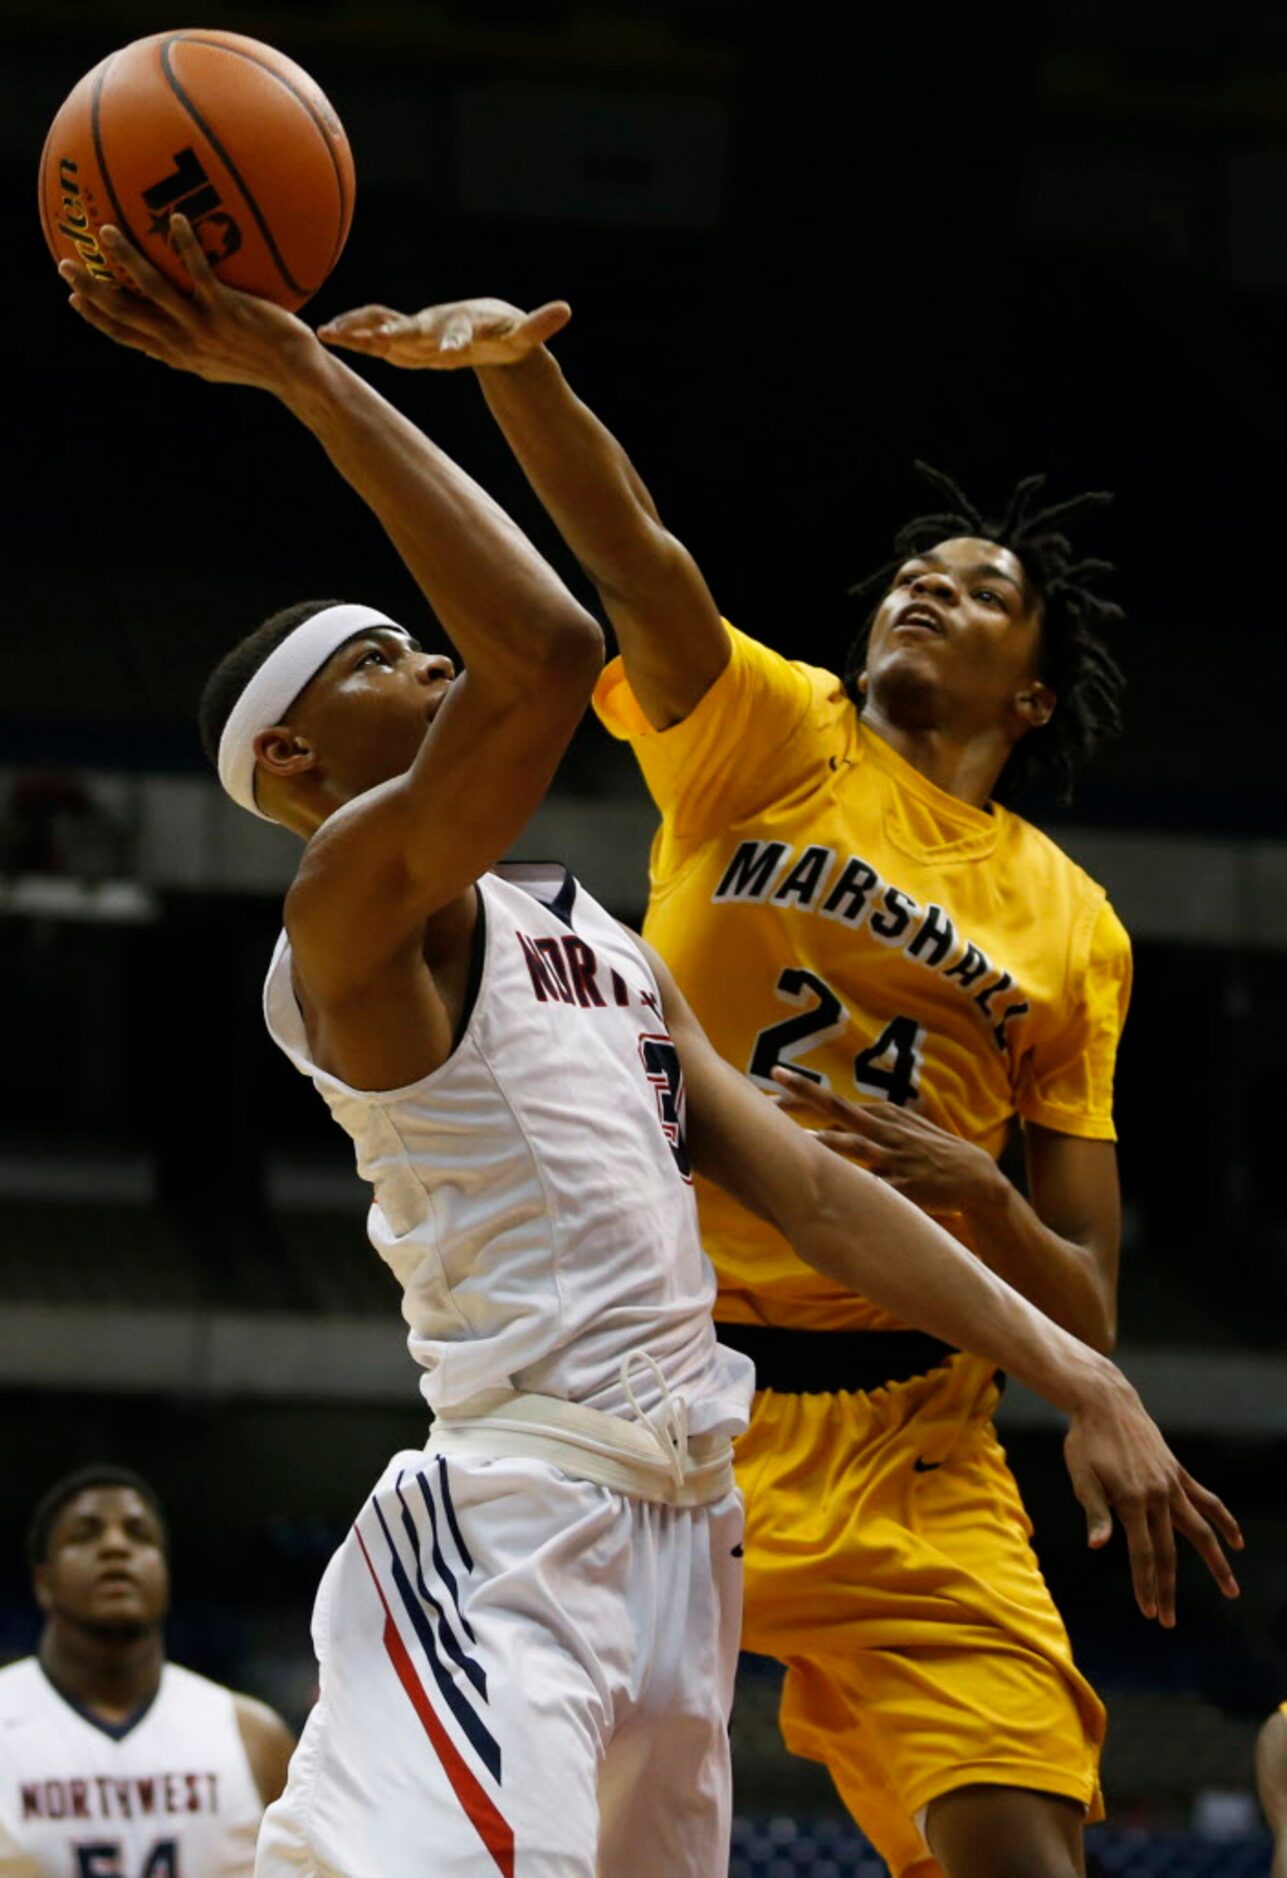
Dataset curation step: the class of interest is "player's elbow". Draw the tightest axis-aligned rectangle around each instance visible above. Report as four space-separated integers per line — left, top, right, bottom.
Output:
531 606 605 689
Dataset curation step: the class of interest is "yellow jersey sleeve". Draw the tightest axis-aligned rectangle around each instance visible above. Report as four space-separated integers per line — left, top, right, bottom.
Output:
593 624 820 845
1016 898 1132 1140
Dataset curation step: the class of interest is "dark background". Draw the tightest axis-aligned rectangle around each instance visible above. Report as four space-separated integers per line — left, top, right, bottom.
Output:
2 0 1285 1865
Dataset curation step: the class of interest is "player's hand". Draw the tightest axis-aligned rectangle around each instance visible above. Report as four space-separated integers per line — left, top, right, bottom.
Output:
318 296 571 369
1062 1364 1243 1626
60 214 321 392
771 1066 993 1214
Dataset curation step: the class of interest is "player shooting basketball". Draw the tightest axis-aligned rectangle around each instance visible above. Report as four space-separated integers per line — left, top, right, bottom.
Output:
63 228 1240 1878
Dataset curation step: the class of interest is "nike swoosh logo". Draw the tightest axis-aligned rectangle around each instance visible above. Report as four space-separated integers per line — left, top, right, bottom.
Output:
913 1457 943 1473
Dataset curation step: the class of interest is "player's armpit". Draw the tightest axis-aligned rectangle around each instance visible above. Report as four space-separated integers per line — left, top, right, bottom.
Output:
232 1693 296 1808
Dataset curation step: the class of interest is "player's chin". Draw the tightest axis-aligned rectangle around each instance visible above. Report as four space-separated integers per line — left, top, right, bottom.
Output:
867 645 952 711
83 1599 156 1634
876 631 951 667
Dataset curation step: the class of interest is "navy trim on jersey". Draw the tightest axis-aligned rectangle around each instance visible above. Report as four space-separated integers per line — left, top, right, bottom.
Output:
496 861 578 931
546 867 578 929
37 1658 162 1741
372 1496 501 1782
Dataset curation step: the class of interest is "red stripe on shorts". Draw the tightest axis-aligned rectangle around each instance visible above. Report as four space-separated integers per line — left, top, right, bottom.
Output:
355 1525 515 1878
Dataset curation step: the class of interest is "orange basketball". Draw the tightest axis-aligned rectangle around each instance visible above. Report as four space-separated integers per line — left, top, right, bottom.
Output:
38 29 354 312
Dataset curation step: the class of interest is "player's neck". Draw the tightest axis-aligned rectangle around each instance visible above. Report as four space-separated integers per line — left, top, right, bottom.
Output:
39 1623 165 1725
860 704 1007 809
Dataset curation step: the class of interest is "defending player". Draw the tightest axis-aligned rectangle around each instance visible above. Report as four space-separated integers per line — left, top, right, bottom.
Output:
63 231 1240 1878
319 295 1201 1878
0 1465 294 1877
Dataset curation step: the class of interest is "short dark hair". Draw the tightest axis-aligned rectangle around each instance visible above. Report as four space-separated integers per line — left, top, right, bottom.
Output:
197 599 345 768
845 464 1126 805
27 1465 168 1568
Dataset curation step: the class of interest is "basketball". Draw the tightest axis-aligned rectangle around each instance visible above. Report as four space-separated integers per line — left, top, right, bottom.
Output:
38 29 354 312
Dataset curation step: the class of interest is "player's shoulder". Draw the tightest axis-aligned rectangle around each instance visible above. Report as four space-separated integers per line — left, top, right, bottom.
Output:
0 1658 40 1703
997 801 1102 895
0 1658 45 1731
722 625 854 761
729 622 844 702
228 1688 292 1741
996 806 1129 952
157 1660 240 1713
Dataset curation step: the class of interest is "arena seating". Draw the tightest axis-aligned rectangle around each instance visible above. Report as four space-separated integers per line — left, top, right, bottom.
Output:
728 1817 1273 1877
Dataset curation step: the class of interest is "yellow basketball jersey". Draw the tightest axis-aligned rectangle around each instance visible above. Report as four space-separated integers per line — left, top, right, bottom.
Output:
594 624 1132 1331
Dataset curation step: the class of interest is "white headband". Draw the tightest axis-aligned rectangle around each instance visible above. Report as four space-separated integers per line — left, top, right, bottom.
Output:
217 604 403 819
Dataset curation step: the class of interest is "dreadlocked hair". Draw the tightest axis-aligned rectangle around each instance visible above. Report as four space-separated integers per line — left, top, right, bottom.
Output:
844 463 1126 805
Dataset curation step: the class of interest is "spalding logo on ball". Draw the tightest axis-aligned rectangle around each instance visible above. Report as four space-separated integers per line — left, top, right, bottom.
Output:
39 29 354 311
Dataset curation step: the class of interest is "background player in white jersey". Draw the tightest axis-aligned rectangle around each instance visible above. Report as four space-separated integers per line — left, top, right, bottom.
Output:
62 221 1240 1878
0 1466 294 1878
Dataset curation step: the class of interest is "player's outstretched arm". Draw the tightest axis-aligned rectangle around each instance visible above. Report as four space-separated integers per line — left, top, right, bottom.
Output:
61 223 604 982
320 297 729 730
650 943 1243 1626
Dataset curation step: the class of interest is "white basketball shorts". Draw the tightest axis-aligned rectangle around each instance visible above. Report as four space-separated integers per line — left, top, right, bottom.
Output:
256 1445 744 1877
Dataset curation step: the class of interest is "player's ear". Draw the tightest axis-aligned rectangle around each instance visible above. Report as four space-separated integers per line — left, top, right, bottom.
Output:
32 1564 54 1614
1013 680 1055 732
254 723 317 779
856 670 870 697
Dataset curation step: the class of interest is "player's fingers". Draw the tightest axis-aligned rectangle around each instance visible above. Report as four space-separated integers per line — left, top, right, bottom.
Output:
1146 1495 1179 1628
854 1100 924 1142
771 1067 879 1130
1172 1492 1241 1601
66 288 171 362
816 1129 881 1167
1178 1470 1244 1551
770 1067 837 1113
1068 1458 1113 1550
60 260 173 341
319 303 400 334
168 212 222 303
437 309 477 354
515 300 572 348
1117 1496 1159 1620
317 304 402 348
97 223 188 315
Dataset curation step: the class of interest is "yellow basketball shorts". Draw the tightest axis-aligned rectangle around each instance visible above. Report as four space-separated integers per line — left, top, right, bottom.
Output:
734 1353 1106 1878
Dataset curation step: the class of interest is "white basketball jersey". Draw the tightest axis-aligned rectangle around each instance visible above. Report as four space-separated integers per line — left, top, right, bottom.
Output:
0 1659 263 1878
263 864 752 1436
